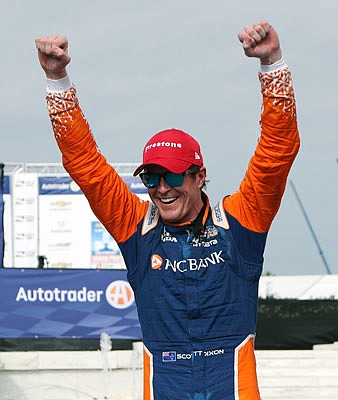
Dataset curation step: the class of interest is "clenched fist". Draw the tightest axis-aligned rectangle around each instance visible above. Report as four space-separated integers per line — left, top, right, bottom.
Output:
238 20 282 65
35 34 71 79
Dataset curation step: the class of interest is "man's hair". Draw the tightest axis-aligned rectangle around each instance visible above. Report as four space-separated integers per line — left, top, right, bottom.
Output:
188 164 208 191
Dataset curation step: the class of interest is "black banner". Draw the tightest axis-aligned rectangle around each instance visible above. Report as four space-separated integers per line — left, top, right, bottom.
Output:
255 298 338 350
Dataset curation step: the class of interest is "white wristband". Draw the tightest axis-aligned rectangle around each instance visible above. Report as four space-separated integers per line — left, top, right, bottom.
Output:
260 58 287 74
46 75 72 92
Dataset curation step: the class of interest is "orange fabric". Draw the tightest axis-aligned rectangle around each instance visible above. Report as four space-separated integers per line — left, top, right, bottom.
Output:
143 346 153 400
237 336 260 400
47 89 148 243
224 68 300 233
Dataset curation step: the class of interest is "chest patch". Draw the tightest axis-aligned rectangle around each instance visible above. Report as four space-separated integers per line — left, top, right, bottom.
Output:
212 200 230 230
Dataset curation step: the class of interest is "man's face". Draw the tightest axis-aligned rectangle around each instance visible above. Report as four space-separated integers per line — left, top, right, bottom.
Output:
145 165 206 224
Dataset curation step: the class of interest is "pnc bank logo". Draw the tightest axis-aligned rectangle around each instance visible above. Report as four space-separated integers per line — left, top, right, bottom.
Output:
151 254 163 269
105 280 134 309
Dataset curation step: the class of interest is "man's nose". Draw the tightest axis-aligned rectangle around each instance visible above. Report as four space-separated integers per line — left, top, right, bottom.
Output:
157 176 171 191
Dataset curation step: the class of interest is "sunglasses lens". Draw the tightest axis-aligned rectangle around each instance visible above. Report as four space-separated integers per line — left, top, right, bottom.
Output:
140 172 185 188
140 173 159 188
164 173 185 187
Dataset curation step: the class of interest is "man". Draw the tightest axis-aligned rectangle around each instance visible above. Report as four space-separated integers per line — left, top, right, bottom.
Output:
36 20 300 400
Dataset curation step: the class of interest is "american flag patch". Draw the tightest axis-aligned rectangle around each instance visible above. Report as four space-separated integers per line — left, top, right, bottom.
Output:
162 351 176 362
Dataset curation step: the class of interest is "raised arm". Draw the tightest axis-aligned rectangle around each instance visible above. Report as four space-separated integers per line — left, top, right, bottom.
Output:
224 21 300 234
35 34 148 244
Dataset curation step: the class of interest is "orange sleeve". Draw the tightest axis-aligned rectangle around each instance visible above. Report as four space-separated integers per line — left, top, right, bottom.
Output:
224 66 300 233
47 87 148 243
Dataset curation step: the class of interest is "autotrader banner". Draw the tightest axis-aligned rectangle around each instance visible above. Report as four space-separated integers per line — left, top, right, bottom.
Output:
0 268 142 339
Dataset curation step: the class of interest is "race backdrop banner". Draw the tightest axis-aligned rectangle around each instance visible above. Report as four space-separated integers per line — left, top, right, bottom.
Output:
38 176 148 269
38 176 93 269
0 268 142 339
0 165 4 267
3 175 13 267
12 173 39 268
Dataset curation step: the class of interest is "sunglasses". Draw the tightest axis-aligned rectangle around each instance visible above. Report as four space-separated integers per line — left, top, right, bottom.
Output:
139 168 197 189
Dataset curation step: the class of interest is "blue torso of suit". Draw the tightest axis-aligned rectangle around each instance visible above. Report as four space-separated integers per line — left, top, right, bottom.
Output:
120 199 266 399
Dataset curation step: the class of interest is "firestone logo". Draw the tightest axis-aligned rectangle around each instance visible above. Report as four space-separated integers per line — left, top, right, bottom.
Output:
105 280 135 309
145 141 182 153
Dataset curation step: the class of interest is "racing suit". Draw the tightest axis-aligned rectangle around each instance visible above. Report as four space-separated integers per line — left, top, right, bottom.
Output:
46 60 300 400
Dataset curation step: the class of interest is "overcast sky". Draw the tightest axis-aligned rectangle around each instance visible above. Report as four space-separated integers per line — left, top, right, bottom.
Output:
1 0 338 276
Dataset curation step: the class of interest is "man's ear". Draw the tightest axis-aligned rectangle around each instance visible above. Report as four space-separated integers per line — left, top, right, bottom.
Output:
197 166 207 189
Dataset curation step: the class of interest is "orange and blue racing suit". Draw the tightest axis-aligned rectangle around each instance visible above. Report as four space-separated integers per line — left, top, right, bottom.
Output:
46 60 299 400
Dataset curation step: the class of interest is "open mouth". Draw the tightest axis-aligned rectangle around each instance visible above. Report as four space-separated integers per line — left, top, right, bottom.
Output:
159 197 177 205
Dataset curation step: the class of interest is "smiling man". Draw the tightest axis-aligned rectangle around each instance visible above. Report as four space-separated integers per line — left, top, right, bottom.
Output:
135 128 206 224
36 20 299 400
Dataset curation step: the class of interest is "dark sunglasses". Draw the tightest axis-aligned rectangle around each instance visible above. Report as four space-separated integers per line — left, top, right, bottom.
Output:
139 168 197 189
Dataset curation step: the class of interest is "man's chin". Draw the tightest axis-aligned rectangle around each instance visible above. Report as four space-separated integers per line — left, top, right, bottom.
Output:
159 212 177 224
158 208 180 224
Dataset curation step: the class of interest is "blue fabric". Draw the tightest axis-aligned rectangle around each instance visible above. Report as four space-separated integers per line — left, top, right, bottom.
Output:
120 202 266 398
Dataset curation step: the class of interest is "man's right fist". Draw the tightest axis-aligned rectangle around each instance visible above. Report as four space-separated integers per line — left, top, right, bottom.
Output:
35 34 71 79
